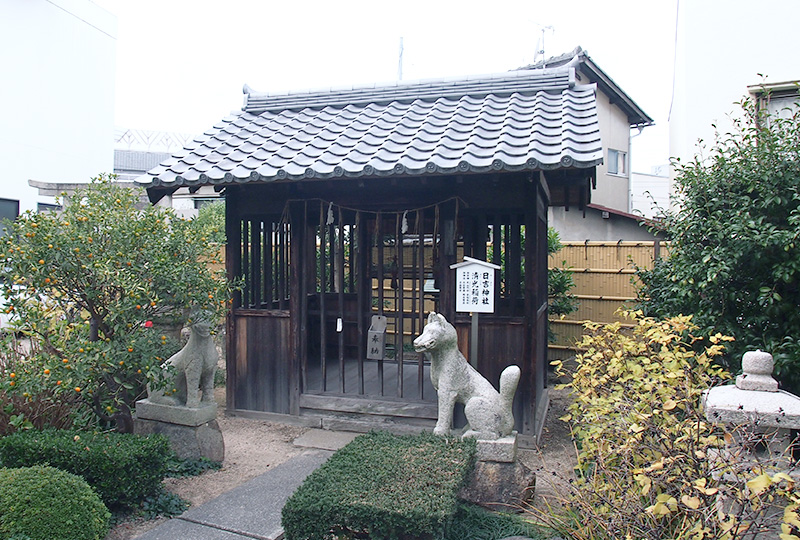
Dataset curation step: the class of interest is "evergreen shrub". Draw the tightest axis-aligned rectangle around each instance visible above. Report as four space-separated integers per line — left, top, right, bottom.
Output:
0 465 110 540
0 429 172 508
638 98 800 392
281 431 476 540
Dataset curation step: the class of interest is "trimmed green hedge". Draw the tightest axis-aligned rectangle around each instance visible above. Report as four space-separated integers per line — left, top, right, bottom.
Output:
0 465 110 540
281 431 476 540
0 429 173 509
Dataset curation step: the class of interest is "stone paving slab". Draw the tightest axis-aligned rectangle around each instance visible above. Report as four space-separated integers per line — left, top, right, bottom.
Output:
293 428 359 451
134 449 332 540
131 518 257 540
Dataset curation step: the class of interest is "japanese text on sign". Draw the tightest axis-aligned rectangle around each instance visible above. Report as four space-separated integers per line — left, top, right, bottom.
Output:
453 258 497 313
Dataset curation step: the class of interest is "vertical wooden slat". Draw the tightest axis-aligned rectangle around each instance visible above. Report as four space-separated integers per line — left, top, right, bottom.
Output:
474 214 487 261
264 220 272 306
273 223 279 304
242 220 250 307
338 207 346 394
251 220 261 308
463 213 474 258
347 223 355 293
376 212 384 396
281 223 291 309
417 209 425 400
356 211 366 395
273 222 279 308
509 214 521 316
319 202 327 392
328 221 335 293
396 212 404 398
439 214 456 322
491 215 501 307
276 223 282 308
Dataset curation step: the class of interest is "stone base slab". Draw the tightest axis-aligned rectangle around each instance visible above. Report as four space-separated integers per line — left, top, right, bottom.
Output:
134 417 224 462
704 386 800 429
459 460 535 511
476 432 518 462
135 398 217 427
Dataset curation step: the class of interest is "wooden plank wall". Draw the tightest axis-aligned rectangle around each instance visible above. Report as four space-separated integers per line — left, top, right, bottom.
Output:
233 311 292 414
548 240 666 361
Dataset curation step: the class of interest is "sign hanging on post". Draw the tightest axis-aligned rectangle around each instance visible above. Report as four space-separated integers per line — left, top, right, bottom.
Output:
366 315 387 360
451 256 500 314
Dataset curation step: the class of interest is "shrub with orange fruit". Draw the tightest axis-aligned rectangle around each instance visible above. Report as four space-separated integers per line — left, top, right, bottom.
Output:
0 175 232 431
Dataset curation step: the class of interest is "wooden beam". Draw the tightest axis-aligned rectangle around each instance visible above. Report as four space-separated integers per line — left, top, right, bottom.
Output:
299 394 438 419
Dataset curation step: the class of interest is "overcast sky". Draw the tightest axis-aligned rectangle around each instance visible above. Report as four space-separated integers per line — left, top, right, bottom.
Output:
94 0 677 173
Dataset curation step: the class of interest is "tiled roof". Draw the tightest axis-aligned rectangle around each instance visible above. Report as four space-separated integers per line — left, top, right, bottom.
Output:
140 66 603 190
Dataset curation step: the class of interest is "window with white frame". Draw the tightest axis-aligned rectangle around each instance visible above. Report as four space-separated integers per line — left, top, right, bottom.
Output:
608 149 627 176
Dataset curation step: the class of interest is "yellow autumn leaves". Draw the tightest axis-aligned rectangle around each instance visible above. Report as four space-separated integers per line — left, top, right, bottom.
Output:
547 311 800 540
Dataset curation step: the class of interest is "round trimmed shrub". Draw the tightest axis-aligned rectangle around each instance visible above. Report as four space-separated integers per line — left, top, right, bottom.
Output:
0 465 110 540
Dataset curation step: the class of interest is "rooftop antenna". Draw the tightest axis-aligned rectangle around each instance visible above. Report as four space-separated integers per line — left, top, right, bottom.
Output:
533 25 555 67
398 37 404 80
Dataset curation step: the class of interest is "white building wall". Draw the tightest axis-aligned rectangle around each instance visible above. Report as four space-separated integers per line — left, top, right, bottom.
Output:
630 171 670 219
671 0 800 184
0 0 116 213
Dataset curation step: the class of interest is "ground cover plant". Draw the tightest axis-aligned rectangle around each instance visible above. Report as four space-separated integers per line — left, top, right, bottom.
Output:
446 502 545 540
0 464 110 540
638 96 800 391
0 175 231 431
535 311 800 540
282 431 477 540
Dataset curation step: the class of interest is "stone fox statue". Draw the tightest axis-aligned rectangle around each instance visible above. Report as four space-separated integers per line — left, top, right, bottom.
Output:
148 321 217 408
413 312 520 440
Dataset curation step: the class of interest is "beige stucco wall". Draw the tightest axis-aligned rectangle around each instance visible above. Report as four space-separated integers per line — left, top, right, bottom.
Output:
588 83 632 212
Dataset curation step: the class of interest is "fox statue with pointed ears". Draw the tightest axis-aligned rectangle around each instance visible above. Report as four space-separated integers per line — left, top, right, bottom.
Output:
413 312 520 440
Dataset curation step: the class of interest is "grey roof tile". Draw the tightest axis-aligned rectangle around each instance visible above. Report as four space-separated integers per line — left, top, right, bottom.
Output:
140 68 603 189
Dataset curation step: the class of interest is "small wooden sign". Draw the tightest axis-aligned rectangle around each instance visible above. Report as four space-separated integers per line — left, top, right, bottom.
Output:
451 256 500 314
367 315 387 360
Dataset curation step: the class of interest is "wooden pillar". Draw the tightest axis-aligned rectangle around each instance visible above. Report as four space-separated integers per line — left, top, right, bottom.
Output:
225 188 241 411
288 201 303 415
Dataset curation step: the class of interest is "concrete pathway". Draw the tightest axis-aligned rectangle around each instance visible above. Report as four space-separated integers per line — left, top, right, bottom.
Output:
133 429 359 540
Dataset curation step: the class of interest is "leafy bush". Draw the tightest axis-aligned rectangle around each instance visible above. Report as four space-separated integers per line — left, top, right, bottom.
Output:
0 465 110 540
165 456 222 477
282 431 476 540
140 488 190 520
0 429 173 509
0 389 81 436
0 176 231 430
638 97 800 391
0 333 91 435
538 311 800 540
192 199 226 244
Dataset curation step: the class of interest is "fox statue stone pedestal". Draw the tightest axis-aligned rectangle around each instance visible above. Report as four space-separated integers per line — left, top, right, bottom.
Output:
134 322 224 462
414 312 535 509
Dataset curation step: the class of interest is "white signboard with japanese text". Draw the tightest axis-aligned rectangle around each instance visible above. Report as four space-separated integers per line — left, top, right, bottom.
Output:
451 257 500 314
